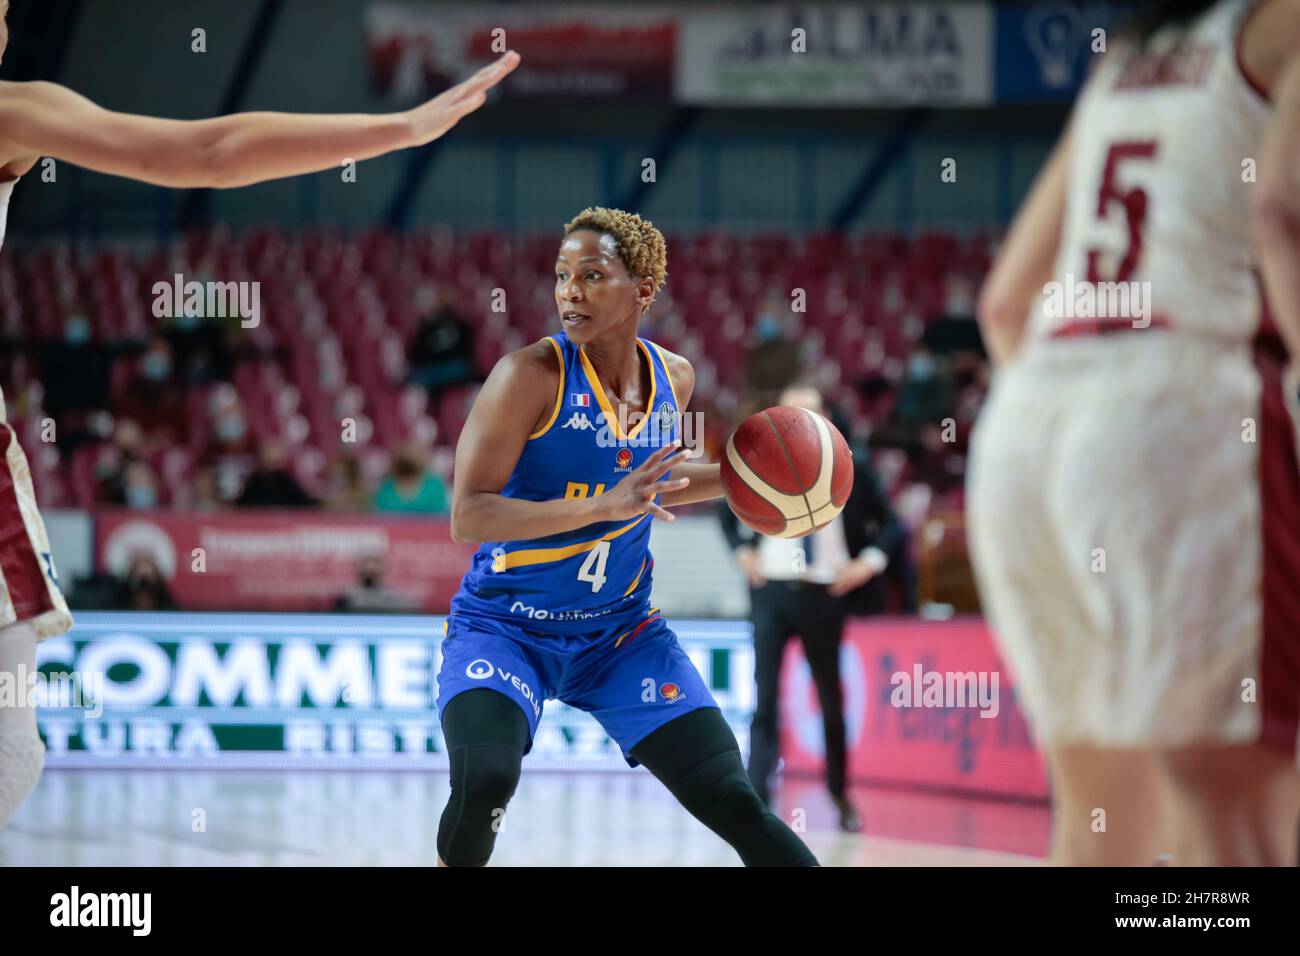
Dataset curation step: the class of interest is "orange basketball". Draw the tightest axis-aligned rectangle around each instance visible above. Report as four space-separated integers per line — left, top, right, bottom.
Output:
720 406 855 538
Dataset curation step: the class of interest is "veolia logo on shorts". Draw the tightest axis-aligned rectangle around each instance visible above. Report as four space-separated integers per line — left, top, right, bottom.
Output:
466 659 494 680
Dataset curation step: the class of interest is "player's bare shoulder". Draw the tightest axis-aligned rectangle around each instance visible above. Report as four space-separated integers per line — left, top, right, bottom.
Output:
654 344 696 407
0 80 67 119
0 79 59 98
483 337 563 436
504 336 562 392
0 81 63 172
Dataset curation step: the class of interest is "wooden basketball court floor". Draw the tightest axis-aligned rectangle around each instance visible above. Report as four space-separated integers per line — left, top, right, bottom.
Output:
1 769 1047 866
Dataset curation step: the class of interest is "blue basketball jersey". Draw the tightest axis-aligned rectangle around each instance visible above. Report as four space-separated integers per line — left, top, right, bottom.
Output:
450 330 682 634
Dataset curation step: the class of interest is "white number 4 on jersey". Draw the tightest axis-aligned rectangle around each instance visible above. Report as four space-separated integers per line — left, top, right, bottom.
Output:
577 540 610 592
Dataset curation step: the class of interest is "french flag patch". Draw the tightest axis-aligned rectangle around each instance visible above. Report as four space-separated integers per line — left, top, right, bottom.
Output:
570 393 591 407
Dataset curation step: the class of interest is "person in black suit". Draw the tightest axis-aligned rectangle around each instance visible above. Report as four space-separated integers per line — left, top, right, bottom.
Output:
719 382 911 832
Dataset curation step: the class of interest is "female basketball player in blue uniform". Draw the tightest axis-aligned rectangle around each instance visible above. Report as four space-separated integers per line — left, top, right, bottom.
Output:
436 207 818 866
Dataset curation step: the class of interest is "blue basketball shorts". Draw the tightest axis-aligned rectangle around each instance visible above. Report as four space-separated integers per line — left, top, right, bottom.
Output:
435 608 719 767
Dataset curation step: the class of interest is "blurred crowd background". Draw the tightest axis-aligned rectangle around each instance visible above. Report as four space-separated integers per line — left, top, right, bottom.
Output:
3 229 989 518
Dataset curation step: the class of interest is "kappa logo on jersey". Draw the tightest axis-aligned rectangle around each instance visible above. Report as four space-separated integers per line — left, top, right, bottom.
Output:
659 682 685 703
562 411 596 431
569 393 591 407
615 448 634 472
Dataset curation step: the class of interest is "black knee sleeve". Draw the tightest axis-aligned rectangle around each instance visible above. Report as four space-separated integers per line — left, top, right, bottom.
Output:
632 708 819 867
437 689 530 867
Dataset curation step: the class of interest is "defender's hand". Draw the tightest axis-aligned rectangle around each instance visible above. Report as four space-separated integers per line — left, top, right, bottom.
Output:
406 52 520 146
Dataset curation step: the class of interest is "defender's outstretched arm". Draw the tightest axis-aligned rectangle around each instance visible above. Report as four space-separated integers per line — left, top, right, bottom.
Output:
0 51 519 189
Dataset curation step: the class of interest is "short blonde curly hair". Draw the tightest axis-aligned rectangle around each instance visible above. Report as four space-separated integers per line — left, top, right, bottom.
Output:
563 207 668 295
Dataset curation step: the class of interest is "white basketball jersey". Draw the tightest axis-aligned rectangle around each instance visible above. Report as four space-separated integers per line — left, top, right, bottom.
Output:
0 179 12 426
0 178 13 252
0 172 73 641
1029 0 1272 343
0 178 14 425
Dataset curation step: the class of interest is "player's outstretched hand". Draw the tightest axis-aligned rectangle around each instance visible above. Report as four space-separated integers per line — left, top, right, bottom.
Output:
406 51 521 147
599 443 691 523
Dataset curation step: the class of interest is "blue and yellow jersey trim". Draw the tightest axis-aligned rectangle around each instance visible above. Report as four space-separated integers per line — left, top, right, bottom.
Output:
528 336 566 440
578 339 657 441
648 341 681 410
491 513 649 572
614 607 661 648
622 557 649 597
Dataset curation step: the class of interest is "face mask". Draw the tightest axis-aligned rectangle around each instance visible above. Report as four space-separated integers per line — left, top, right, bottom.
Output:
217 467 243 500
174 314 202 332
216 416 246 442
142 354 171 381
65 318 91 345
907 355 935 380
755 315 782 342
126 485 158 509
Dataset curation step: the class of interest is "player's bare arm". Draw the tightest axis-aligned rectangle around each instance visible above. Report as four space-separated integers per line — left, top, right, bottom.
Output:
655 348 724 508
1249 0 1300 366
976 129 1071 365
450 341 689 544
0 51 518 188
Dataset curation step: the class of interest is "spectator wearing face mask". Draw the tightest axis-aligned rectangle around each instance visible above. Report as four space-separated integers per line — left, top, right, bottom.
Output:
42 315 110 415
116 460 163 510
200 385 256 469
98 420 164 508
332 553 418 613
893 347 954 426
874 347 963 496
110 554 177 611
373 442 447 514
212 408 253 453
744 300 802 411
117 336 187 452
40 314 113 460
